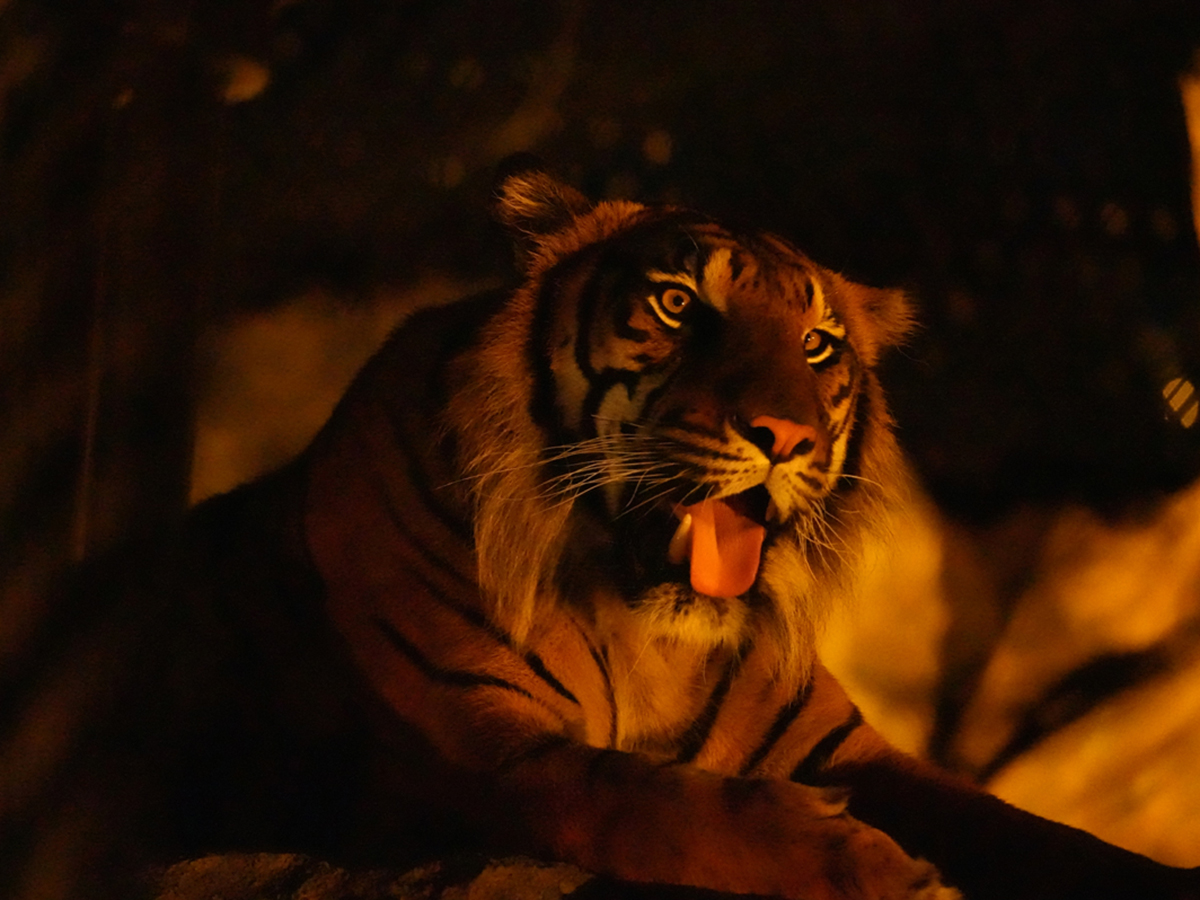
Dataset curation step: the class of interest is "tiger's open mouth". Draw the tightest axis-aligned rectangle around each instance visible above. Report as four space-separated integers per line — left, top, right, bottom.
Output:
670 485 773 599
622 484 774 601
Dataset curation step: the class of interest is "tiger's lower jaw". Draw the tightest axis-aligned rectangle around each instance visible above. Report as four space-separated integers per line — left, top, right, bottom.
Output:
616 486 774 595
628 581 753 648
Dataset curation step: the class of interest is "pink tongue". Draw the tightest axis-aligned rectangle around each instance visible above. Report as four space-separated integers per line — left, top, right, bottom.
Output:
684 498 766 599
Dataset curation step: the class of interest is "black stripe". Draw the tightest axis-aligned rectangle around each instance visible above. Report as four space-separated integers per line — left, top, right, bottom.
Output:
573 618 618 748
373 324 479 548
363 509 493 645
384 411 476 546
530 250 607 438
614 316 650 342
596 642 619 748
828 377 854 408
422 584 509 643
582 369 640 431
639 363 685 422
659 419 724 442
811 343 844 370
798 471 824 491
738 678 815 776
440 602 579 709
372 568 581 709
721 774 772 816
672 650 744 764
837 378 870 490
827 369 860 447
379 448 579 713
790 706 864 785
727 248 745 284
670 442 744 463
572 259 664 432
566 240 658 426
690 238 713 282
530 276 565 435
524 650 580 705
396 569 580 708
373 616 534 700
829 408 852 445
573 261 609 382
375 475 476 590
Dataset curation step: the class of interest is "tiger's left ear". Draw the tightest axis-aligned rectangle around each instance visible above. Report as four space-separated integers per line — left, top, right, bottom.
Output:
859 284 916 348
493 159 592 264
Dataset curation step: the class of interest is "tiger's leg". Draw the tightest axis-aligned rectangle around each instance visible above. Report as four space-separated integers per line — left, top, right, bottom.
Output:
478 738 958 900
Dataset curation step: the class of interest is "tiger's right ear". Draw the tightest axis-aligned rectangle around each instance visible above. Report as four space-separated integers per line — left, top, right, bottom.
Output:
493 158 591 265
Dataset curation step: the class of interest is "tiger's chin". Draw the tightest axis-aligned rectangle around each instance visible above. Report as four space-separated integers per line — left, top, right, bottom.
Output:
628 581 753 650
608 492 786 652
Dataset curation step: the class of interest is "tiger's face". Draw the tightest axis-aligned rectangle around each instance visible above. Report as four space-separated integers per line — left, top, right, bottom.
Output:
470 171 911 672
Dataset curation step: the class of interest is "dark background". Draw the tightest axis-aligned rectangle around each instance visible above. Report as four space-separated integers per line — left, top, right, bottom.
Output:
3 0 1200 629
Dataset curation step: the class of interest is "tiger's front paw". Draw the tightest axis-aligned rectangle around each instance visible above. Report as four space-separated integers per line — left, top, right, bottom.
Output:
827 815 961 900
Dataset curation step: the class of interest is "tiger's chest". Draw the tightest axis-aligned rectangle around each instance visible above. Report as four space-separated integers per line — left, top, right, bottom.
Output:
579 603 742 758
607 644 716 755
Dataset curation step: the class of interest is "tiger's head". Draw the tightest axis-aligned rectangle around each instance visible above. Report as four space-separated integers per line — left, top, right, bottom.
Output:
452 170 913 683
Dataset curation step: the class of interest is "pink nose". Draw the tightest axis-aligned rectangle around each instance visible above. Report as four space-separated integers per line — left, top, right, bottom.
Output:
749 415 820 461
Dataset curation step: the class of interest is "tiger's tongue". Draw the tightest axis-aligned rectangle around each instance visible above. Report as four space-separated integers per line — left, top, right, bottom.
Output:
684 498 766 599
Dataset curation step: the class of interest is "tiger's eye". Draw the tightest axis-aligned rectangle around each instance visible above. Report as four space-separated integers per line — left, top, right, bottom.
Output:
803 329 837 364
660 288 691 316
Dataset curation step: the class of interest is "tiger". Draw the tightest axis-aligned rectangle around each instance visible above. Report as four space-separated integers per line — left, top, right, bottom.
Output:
4 167 1199 900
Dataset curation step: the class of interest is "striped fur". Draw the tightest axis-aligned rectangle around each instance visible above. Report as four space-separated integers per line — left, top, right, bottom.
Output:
4 172 1197 900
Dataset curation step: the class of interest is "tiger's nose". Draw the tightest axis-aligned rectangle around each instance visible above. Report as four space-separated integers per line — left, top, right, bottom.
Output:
748 415 819 462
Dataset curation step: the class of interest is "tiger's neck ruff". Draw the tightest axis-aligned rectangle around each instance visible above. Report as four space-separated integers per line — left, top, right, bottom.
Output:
442 172 913 689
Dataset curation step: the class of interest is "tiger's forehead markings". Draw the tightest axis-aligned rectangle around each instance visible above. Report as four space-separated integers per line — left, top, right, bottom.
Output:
749 232 830 316
644 267 724 315
699 246 734 312
647 269 697 291
643 245 738 314
806 280 847 338
809 278 829 318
